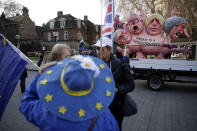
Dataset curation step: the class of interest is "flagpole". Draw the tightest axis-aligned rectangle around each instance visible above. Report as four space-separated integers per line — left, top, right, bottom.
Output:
100 0 103 59
112 0 114 53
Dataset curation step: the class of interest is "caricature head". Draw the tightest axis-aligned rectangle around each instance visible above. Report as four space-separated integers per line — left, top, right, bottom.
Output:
114 29 132 45
127 14 145 35
164 16 189 39
145 13 164 36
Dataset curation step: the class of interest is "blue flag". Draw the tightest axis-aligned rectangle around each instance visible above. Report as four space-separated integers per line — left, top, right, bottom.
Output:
79 37 85 52
0 33 29 120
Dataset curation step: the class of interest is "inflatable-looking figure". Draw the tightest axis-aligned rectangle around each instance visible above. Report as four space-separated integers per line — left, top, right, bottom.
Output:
115 10 190 59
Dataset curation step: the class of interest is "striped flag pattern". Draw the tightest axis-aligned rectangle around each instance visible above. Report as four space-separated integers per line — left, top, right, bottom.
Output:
102 0 114 41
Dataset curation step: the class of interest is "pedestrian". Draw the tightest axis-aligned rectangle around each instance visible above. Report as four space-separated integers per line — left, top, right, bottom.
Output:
37 53 44 67
20 67 27 93
39 44 71 74
94 37 135 130
49 44 71 61
19 55 119 131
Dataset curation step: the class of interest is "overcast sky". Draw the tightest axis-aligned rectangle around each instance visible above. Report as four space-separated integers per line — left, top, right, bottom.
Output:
14 0 106 26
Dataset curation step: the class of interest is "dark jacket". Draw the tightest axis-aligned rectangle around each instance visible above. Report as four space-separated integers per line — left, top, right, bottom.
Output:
20 68 27 79
108 54 135 128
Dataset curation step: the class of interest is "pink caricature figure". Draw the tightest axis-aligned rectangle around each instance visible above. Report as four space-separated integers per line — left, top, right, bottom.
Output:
145 14 164 36
163 9 190 55
114 29 132 45
126 14 145 35
140 13 167 59
164 9 190 41
114 29 133 57
124 12 147 58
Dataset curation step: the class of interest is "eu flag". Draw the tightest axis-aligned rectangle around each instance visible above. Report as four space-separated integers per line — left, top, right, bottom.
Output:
0 33 29 120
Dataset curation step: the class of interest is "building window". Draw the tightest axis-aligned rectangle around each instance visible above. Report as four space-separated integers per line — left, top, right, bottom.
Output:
20 24 24 28
96 25 98 32
48 32 51 41
53 32 59 40
60 20 65 28
96 35 99 41
64 31 68 40
65 20 72 28
77 32 81 40
56 32 59 40
50 21 55 29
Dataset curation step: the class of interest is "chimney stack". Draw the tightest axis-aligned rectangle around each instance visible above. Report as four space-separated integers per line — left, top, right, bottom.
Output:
23 7 29 16
57 11 63 17
84 15 88 21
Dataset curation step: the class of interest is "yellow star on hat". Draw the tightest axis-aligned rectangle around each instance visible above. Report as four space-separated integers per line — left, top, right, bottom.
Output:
44 94 53 102
46 70 53 74
99 64 105 69
106 90 111 96
95 102 103 110
59 106 67 115
40 79 48 85
105 77 112 83
78 109 85 117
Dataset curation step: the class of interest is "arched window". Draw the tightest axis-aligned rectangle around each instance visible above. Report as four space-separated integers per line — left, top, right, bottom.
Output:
60 18 65 28
50 20 55 29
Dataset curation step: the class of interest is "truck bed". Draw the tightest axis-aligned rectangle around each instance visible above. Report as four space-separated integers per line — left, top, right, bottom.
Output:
129 59 197 72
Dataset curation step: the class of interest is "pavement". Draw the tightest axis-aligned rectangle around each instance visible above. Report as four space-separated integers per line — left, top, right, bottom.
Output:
26 60 40 71
0 62 197 131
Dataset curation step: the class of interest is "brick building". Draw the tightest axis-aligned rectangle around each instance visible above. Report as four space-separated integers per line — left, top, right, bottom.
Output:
1 7 41 54
43 11 101 50
0 12 18 46
7 7 38 41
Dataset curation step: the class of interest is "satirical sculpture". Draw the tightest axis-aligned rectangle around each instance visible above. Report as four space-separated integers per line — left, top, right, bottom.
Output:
115 9 190 59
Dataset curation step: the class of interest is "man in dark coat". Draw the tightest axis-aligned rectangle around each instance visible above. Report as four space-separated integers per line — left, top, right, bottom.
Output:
20 67 27 93
94 37 135 130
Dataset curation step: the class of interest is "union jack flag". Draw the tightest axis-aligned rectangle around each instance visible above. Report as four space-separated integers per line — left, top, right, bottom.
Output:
102 0 114 42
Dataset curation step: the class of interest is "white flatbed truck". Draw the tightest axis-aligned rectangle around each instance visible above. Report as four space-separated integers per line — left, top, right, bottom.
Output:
129 58 197 90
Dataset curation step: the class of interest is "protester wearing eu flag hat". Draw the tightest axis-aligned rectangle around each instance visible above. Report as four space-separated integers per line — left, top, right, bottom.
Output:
19 55 119 131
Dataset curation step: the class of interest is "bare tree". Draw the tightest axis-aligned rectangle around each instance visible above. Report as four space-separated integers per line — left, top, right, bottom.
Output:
1 0 23 17
162 0 197 35
114 0 164 22
109 0 197 36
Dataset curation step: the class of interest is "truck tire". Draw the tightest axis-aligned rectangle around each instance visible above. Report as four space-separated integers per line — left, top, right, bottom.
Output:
147 75 163 90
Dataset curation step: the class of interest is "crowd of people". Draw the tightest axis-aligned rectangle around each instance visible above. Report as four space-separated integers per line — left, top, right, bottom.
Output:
19 36 136 131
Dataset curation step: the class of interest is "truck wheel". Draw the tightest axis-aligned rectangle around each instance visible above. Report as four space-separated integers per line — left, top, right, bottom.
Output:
147 75 162 90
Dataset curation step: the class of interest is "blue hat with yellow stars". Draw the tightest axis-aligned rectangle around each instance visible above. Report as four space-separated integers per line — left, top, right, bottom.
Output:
37 55 115 121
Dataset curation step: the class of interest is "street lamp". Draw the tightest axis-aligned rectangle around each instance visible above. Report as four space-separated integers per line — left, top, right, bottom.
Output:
15 35 20 48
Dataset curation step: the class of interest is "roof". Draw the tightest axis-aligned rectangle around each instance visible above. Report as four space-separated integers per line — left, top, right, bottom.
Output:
8 15 24 23
54 14 76 20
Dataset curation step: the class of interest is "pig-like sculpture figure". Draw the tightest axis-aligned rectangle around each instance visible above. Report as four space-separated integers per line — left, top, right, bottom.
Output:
115 11 190 59
140 13 167 59
164 9 190 41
